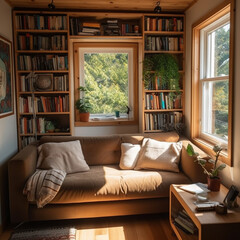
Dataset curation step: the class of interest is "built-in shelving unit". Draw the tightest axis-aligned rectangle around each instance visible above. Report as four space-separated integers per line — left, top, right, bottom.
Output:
13 11 71 149
142 14 185 132
13 10 186 148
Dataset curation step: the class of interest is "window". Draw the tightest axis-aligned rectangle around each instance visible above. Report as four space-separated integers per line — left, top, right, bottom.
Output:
74 42 138 125
192 0 234 165
200 14 230 144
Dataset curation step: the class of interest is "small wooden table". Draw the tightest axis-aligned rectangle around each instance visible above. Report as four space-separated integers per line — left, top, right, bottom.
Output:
169 184 240 240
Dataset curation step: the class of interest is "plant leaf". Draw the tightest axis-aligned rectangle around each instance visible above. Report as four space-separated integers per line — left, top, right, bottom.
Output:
197 159 207 166
186 144 195 156
208 159 215 164
216 164 226 171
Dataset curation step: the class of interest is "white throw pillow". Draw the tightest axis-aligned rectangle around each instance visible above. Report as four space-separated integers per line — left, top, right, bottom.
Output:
119 143 141 170
134 138 182 172
37 140 90 174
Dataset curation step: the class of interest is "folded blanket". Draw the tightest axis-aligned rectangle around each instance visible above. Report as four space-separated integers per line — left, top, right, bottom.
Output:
23 169 66 208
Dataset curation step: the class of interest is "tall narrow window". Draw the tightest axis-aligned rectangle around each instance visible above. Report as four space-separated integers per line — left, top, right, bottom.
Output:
192 0 234 165
200 14 230 144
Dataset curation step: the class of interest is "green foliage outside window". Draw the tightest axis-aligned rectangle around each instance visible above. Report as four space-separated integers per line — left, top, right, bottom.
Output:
83 53 129 114
213 24 229 137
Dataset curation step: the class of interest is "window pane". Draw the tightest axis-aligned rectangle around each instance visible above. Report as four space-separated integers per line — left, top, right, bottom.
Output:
83 53 129 115
208 23 230 78
202 80 228 142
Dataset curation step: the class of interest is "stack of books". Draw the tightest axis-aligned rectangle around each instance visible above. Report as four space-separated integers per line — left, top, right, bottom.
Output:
173 209 197 235
104 19 120 36
78 22 101 36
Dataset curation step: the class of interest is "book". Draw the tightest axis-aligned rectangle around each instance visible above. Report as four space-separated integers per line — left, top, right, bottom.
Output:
174 218 196 234
179 183 210 194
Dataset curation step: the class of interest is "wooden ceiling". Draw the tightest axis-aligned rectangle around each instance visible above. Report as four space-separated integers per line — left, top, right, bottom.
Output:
5 0 198 13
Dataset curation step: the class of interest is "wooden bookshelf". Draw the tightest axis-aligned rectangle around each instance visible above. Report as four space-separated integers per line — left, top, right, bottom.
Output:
68 12 143 37
13 10 72 149
142 13 185 132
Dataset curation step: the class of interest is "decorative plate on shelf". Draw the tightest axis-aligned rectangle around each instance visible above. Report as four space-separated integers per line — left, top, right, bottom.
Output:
34 74 53 91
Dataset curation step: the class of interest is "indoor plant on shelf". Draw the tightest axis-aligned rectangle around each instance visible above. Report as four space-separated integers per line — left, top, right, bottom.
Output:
186 144 226 191
143 53 180 91
75 86 92 122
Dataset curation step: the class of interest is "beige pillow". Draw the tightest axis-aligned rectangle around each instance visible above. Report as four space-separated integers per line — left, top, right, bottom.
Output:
37 140 90 174
119 143 141 170
134 138 182 172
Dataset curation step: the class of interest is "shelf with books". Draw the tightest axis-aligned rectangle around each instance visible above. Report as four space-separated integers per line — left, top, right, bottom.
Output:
69 14 142 37
144 111 183 131
16 34 68 51
13 10 71 149
144 31 184 35
142 13 185 133
144 35 184 52
144 15 184 32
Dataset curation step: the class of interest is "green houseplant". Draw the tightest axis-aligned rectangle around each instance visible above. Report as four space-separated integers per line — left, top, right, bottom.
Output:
186 144 226 191
75 86 92 122
143 53 180 91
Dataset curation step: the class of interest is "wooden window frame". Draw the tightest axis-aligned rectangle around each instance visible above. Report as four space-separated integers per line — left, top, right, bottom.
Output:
191 0 235 166
73 42 139 126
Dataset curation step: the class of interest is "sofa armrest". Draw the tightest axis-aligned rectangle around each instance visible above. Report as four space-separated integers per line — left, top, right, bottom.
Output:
180 138 210 183
8 143 38 223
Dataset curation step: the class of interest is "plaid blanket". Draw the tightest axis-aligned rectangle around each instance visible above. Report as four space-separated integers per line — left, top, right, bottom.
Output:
23 169 66 208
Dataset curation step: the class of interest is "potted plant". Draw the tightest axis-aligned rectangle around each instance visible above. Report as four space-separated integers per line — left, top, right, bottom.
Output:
186 144 226 191
75 86 91 122
143 53 180 91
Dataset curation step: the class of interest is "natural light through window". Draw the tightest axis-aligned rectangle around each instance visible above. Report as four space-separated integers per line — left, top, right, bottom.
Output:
200 14 230 145
79 48 134 120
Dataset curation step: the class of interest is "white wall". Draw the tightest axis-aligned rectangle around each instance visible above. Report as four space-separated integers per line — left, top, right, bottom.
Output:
0 0 18 234
185 0 240 189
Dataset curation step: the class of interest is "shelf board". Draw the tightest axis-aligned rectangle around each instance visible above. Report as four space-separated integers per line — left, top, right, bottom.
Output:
16 29 68 33
144 31 184 35
144 130 164 133
144 109 183 112
16 50 68 54
17 70 69 73
143 13 184 18
19 112 70 115
70 35 143 39
144 50 184 54
19 91 69 94
144 89 183 93
20 132 71 137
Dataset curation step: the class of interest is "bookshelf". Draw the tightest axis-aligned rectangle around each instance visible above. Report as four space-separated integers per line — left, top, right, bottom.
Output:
68 12 143 37
13 11 71 149
142 14 185 133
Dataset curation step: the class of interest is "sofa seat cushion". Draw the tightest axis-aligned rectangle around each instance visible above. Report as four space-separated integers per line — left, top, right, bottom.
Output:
49 165 191 204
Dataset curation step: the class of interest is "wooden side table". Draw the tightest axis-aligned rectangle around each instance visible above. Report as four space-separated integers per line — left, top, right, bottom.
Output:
169 184 240 240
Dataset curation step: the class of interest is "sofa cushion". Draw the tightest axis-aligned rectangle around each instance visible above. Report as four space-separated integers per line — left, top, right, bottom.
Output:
39 135 121 166
119 143 141 170
49 165 190 204
37 140 90 173
134 138 182 173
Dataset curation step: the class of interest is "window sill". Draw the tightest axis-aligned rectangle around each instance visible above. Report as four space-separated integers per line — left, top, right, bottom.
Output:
191 137 230 165
75 119 138 126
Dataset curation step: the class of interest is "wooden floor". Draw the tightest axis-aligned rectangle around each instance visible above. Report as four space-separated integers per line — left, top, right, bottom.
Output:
0 213 178 240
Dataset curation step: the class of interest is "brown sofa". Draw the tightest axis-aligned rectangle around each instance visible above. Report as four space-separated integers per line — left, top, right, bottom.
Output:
8 131 208 223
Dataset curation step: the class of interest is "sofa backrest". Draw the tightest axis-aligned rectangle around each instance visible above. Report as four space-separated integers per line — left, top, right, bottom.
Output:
39 131 179 166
